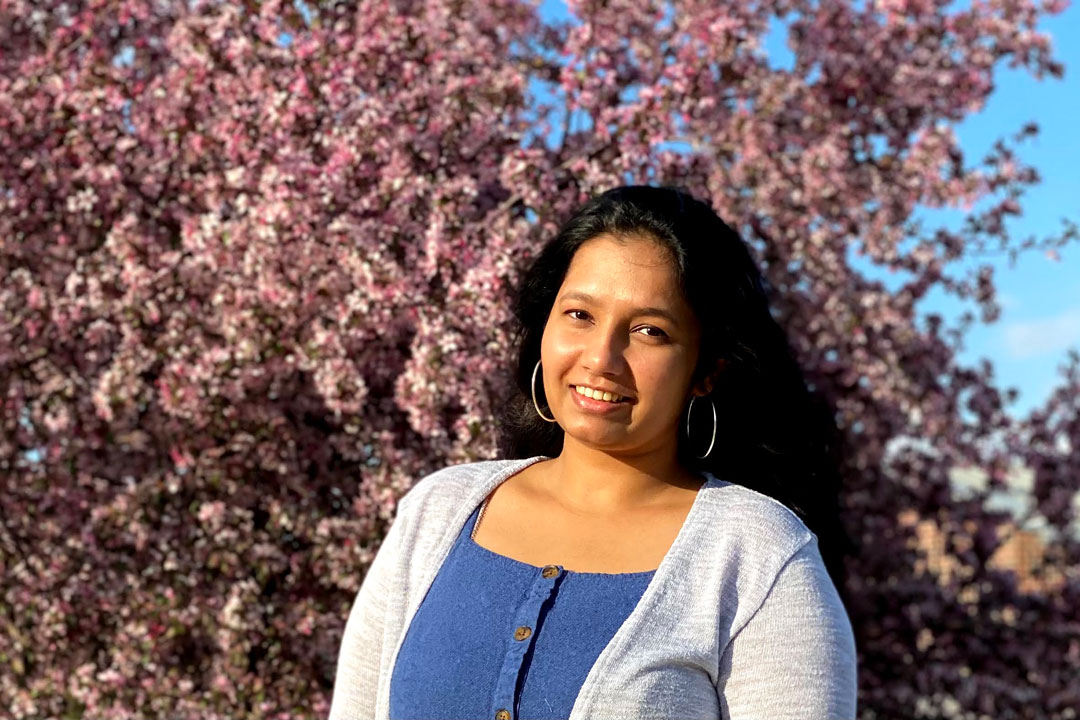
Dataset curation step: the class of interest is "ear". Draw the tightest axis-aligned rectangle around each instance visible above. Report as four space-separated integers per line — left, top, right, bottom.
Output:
692 358 726 397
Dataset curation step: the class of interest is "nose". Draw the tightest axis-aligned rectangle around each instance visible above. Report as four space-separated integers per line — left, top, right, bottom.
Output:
582 322 627 375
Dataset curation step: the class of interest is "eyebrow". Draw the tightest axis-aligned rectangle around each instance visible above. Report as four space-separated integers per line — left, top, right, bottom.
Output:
558 291 681 328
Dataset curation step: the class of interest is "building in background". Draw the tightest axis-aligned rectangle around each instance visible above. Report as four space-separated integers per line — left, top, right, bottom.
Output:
896 463 1071 595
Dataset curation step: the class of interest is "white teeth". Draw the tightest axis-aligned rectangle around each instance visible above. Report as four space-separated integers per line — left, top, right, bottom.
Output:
574 385 623 403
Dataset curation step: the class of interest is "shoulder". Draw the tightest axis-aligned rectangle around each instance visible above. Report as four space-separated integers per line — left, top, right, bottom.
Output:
691 474 816 578
397 457 531 516
690 476 829 642
699 473 816 552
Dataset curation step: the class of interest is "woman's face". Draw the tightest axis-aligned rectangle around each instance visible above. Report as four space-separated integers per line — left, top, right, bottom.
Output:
539 233 704 456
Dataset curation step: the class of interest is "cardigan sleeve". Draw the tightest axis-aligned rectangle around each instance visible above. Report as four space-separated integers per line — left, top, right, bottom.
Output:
716 536 858 720
328 504 409 720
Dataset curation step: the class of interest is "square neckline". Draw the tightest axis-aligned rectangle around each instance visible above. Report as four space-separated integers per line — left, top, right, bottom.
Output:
464 461 714 578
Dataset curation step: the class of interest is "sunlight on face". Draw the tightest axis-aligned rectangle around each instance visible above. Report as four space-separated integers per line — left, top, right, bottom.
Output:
539 233 703 456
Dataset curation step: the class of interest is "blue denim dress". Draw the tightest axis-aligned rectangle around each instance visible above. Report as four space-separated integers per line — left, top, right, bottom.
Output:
389 499 655 720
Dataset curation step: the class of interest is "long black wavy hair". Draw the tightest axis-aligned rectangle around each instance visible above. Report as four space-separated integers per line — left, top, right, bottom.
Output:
494 185 855 604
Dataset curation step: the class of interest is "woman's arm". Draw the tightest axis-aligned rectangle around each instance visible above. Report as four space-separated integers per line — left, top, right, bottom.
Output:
717 537 858 720
328 507 409 720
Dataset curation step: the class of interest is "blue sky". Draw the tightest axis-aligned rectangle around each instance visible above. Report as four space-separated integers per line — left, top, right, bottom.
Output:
535 0 1080 420
916 3 1080 421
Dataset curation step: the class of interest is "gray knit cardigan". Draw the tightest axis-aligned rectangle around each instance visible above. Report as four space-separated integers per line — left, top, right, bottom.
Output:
328 455 858 719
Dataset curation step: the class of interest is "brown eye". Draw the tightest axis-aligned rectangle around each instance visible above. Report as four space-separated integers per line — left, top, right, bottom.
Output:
566 310 591 321
637 326 668 339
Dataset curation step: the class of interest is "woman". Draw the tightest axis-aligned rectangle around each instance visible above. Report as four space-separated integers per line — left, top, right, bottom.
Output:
329 186 858 720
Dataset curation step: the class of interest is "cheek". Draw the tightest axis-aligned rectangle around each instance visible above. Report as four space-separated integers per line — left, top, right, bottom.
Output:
635 354 694 403
637 367 674 402
541 323 575 359
539 327 570 381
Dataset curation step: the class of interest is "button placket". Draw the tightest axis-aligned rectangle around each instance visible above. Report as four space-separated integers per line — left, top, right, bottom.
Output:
489 564 563 718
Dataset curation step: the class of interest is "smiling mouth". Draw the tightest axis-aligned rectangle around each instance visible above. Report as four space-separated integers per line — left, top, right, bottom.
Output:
571 384 630 404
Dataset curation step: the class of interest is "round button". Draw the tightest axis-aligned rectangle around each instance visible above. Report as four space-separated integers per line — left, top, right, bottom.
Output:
495 710 511 720
514 625 532 641
541 565 559 578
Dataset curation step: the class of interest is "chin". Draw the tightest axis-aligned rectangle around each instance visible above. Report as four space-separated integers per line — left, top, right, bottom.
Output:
566 428 629 449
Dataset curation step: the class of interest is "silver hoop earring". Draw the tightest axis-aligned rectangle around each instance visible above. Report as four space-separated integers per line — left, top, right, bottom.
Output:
531 360 557 423
686 394 717 459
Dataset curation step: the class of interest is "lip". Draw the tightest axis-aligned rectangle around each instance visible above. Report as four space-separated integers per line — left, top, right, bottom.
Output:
570 385 630 415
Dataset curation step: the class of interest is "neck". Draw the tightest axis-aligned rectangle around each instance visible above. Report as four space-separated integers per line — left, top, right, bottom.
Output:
540 434 704 515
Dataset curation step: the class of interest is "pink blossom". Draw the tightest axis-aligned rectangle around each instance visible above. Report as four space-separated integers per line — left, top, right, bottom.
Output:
0 0 1076 717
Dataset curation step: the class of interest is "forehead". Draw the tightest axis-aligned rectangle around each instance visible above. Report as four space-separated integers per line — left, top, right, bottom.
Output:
559 234 689 309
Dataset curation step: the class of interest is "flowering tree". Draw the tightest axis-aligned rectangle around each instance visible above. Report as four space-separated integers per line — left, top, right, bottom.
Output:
1 0 1077 717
